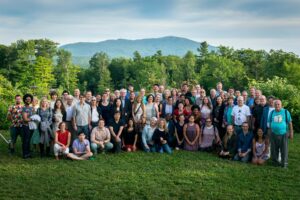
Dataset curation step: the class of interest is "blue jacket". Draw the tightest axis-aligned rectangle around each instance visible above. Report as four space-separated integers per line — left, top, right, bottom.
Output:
260 106 271 135
237 131 253 153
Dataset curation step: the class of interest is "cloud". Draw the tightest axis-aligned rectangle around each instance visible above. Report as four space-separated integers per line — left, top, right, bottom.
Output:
0 0 299 55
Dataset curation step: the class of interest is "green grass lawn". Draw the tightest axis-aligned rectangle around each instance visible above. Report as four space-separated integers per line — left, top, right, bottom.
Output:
0 131 299 200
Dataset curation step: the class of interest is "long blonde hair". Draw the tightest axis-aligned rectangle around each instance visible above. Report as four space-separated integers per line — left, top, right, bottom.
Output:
158 118 168 132
223 125 234 149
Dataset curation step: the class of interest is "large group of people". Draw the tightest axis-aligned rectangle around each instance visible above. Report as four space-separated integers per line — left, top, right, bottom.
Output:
6 82 293 168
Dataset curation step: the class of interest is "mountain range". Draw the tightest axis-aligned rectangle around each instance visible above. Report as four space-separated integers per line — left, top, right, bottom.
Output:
60 36 217 67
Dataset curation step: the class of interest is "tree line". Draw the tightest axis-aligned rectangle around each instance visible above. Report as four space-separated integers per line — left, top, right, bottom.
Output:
1 39 300 130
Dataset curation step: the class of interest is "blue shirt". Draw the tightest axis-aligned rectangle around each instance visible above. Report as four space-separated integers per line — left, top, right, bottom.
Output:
237 132 253 153
269 109 292 135
72 139 90 153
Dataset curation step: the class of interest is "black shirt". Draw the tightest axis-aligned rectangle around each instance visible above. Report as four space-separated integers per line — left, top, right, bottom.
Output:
109 119 125 134
175 122 184 141
122 128 137 145
152 128 169 145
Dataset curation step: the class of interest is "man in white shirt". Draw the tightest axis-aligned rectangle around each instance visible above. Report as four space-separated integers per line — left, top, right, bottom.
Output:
231 96 251 134
65 95 75 142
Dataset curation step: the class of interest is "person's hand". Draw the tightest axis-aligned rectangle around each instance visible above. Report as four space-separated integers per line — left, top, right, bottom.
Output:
73 124 77 131
145 144 149 150
89 124 92 130
161 140 167 144
132 145 137 151
160 137 164 141
238 152 243 157
289 132 294 140
115 136 121 142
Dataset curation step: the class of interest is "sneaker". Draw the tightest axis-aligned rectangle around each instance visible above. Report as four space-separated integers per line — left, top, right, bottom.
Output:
89 156 95 161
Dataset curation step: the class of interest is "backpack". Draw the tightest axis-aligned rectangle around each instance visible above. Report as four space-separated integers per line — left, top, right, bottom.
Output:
269 109 289 130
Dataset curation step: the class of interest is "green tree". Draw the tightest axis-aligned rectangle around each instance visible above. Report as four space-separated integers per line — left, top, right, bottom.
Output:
33 39 58 59
196 41 210 73
55 49 80 91
199 55 247 89
32 56 55 96
182 51 197 82
109 58 131 89
89 52 112 93
234 49 267 80
0 75 22 129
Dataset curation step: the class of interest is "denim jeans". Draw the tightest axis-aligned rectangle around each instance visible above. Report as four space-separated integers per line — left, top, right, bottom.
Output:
10 126 23 144
142 144 156 152
91 142 114 154
155 143 172 154
77 125 90 140
233 152 250 163
22 126 33 158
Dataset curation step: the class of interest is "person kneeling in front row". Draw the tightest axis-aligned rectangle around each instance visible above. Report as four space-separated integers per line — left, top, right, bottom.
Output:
67 132 93 160
233 122 253 163
90 119 113 155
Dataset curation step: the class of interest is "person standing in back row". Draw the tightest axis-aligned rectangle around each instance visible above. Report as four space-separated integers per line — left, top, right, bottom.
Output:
73 95 91 140
269 100 293 168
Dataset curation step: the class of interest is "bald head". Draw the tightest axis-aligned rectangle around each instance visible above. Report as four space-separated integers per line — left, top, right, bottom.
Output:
274 100 282 111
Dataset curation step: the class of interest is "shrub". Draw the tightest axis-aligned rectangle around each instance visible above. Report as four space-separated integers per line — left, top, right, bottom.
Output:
250 76 300 131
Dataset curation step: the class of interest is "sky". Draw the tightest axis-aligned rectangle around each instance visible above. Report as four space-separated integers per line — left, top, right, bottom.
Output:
1 0 300 55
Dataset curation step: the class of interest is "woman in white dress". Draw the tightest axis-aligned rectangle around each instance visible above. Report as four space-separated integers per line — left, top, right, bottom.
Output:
132 95 146 133
145 94 159 125
52 99 66 133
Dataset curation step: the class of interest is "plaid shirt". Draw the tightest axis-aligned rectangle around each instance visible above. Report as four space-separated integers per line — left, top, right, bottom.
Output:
7 104 24 127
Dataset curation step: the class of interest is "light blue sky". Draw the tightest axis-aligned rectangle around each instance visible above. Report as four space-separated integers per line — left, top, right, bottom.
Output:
1 0 300 55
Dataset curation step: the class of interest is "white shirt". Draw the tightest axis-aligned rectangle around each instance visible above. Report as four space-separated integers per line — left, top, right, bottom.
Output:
165 104 173 115
91 107 99 122
65 104 74 121
231 104 251 126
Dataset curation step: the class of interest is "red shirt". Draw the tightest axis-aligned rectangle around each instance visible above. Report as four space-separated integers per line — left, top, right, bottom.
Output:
57 130 69 145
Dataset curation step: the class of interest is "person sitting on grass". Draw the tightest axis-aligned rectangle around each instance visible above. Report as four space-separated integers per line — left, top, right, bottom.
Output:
252 128 269 165
152 118 172 154
141 117 157 152
219 125 236 159
90 119 113 155
54 122 71 160
233 122 253 163
67 132 93 160
122 118 138 152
